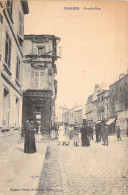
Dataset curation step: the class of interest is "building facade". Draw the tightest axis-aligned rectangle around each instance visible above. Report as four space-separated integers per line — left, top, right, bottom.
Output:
86 85 104 130
0 0 29 153
69 108 75 125
109 74 128 134
22 34 60 136
97 90 109 121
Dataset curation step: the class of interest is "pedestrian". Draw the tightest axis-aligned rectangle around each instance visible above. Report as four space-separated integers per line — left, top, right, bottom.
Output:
103 124 109 146
73 126 79 146
35 122 42 143
117 126 122 141
69 125 74 139
51 124 57 140
65 124 70 145
101 123 105 143
80 124 90 146
88 126 93 141
95 125 100 142
58 124 66 145
24 118 37 153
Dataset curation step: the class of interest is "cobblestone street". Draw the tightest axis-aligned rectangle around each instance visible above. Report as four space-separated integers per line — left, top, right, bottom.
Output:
38 136 128 195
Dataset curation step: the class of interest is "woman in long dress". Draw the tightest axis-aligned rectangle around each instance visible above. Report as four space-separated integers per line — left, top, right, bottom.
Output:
73 126 79 146
80 124 90 146
58 124 66 145
65 126 70 145
24 119 37 153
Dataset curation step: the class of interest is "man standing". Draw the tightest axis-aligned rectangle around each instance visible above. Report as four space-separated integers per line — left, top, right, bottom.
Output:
117 126 122 141
103 124 109 146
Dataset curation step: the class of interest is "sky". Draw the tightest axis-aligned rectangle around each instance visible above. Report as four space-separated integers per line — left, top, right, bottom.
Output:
24 0 128 108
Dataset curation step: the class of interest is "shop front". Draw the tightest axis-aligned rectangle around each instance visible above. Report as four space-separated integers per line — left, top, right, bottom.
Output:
22 90 53 137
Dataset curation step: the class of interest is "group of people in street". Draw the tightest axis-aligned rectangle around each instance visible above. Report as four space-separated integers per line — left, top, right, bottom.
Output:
22 118 123 154
95 123 109 146
56 123 92 147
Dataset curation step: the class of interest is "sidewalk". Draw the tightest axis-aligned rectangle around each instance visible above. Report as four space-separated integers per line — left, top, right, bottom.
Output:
0 140 48 195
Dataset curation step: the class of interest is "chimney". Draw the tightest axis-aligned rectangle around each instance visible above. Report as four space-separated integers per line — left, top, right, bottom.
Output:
94 84 99 92
119 73 125 80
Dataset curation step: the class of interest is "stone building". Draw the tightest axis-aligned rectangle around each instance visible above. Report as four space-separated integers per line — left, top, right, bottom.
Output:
86 84 103 130
74 105 86 126
62 110 69 124
69 108 75 125
97 90 109 121
109 73 128 134
22 34 60 137
0 0 29 153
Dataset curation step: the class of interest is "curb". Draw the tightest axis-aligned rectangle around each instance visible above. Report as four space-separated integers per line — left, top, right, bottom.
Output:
31 142 48 195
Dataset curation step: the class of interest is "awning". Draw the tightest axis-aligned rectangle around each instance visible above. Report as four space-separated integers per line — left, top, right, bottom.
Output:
97 121 102 124
106 118 116 125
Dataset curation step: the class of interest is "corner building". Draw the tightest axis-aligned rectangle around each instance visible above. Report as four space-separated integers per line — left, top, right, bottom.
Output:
22 35 60 137
0 0 29 153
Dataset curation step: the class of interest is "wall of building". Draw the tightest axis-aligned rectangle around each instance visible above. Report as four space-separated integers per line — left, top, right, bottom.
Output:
0 0 29 153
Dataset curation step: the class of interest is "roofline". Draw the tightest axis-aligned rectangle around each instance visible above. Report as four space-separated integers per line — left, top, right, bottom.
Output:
97 90 109 96
24 34 61 41
109 74 128 88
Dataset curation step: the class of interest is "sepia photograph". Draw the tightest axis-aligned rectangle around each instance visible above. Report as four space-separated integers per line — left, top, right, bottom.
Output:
0 0 128 194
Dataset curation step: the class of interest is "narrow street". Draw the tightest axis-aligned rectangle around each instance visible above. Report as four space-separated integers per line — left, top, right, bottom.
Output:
37 136 128 195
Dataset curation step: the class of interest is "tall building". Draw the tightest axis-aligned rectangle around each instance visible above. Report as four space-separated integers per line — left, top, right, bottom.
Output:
22 34 60 137
0 0 29 153
86 84 103 130
97 90 109 121
109 73 128 134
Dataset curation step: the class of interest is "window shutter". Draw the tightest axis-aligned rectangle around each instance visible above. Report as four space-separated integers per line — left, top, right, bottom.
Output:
40 71 45 88
34 71 45 89
34 71 39 89
19 11 24 39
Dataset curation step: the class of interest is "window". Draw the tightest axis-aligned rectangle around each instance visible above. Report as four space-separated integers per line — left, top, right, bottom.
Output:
38 47 46 56
18 11 24 39
115 101 119 112
34 71 45 89
3 88 10 127
16 57 20 81
5 32 11 68
6 0 13 17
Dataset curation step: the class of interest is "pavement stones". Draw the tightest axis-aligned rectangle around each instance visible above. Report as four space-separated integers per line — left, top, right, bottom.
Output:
38 136 128 195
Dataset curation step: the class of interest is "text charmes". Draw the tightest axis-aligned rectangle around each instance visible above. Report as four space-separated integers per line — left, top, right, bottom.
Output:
64 7 101 10
64 7 80 10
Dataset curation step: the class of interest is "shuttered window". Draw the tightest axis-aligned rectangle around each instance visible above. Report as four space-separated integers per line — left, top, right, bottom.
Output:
34 71 45 89
16 57 20 81
19 11 24 39
5 32 11 68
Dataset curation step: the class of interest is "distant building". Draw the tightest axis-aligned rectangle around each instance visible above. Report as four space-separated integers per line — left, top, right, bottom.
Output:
74 105 86 126
62 110 69 124
109 74 128 134
22 34 60 136
0 0 29 153
86 84 103 130
97 90 109 121
69 107 75 125
62 104 86 126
